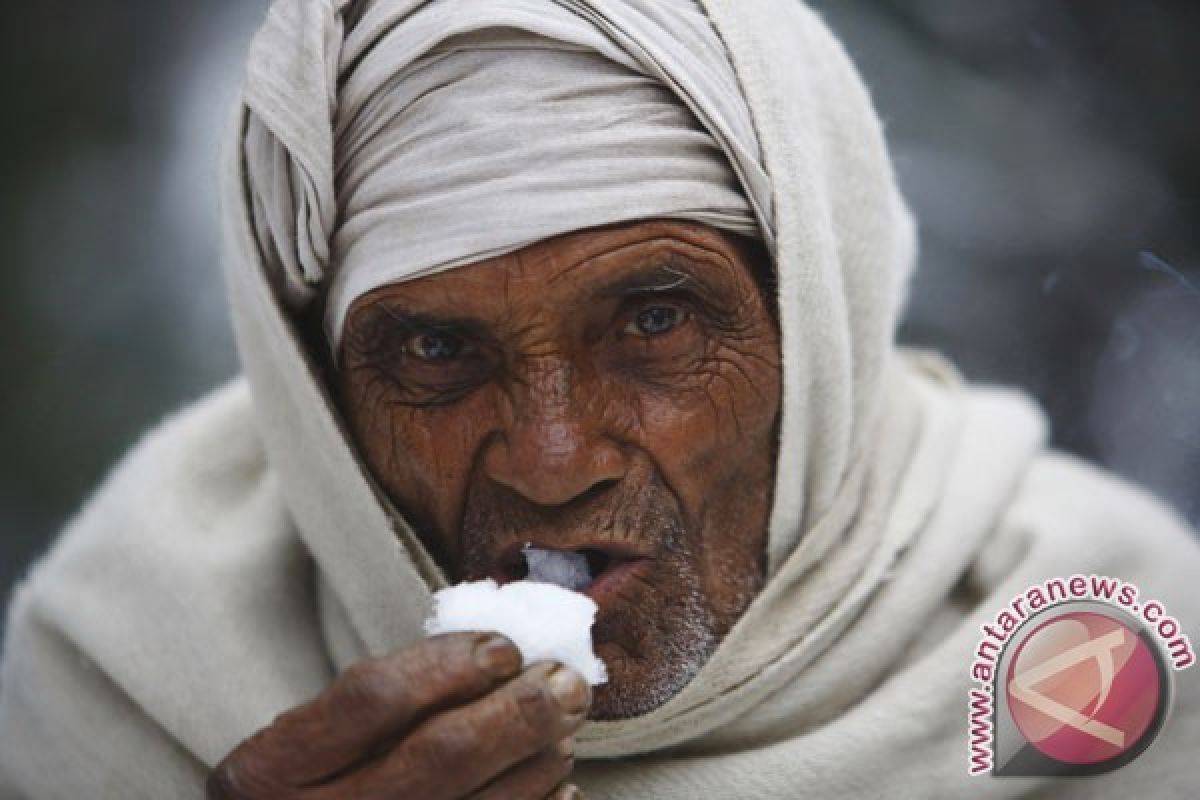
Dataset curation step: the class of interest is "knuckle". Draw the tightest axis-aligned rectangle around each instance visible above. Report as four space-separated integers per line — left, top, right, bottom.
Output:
423 632 479 663
334 658 393 718
409 719 480 777
427 630 482 649
506 676 558 739
424 632 494 679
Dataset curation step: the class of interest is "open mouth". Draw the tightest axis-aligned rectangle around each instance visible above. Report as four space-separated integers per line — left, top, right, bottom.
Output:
493 542 651 601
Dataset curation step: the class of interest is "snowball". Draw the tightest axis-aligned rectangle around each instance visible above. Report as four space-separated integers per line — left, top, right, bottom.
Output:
424 579 608 685
523 545 591 592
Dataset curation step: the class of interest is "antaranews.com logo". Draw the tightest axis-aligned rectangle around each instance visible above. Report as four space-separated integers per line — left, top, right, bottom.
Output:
968 574 1194 777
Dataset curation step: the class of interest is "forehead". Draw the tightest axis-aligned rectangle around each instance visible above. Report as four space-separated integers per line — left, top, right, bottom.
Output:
345 220 769 322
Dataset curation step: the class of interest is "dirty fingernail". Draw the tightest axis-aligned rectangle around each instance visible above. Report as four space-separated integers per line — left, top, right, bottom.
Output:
553 783 584 800
474 635 522 677
547 666 590 715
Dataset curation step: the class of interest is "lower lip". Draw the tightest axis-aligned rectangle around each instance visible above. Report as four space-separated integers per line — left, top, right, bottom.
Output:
584 558 651 609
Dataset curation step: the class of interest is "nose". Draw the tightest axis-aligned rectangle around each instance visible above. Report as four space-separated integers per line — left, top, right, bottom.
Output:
483 362 627 507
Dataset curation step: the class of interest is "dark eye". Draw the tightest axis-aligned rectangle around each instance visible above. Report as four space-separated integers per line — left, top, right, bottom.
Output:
408 331 462 361
624 306 687 337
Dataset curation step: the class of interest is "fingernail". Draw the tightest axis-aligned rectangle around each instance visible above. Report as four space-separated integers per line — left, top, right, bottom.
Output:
553 783 584 800
546 666 590 715
474 635 522 678
555 736 575 760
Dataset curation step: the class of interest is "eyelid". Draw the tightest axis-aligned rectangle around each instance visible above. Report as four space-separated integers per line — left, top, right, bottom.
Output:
364 302 493 340
354 306 491 355
631 273 734 317
369 335 497 407
405 328 460 350
622 292 701 320
620 301 692 337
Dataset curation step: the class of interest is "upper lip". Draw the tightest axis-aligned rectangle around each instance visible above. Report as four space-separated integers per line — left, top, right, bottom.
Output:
489 538 654 586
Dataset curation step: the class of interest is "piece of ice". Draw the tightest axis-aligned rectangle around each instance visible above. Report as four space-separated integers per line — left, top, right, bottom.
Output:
424 579 607 685
523 545 592 592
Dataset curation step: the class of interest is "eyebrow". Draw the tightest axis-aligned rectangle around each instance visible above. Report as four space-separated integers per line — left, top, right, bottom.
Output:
355 302 492 340
353 254 738 340
594 260 730 303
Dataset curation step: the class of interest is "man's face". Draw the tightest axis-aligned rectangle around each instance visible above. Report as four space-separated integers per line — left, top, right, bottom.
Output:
338 220 781 719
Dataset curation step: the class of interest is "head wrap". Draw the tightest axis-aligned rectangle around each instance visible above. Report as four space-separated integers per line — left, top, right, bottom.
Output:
242 0 773 349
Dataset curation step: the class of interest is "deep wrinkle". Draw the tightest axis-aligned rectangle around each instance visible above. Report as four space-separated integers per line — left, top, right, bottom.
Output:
338 219 782 719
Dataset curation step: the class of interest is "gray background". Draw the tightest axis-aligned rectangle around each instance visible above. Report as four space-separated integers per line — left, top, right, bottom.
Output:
3 1 1198 619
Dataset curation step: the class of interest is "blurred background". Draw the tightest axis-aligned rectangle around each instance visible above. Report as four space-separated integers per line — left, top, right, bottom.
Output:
3 1 1198 621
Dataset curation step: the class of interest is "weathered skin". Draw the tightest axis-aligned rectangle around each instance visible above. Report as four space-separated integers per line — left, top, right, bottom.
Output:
210 220 781 798
209 633 590 800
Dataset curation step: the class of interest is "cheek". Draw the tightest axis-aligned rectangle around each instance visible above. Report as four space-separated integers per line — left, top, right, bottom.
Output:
628 346 778 624
344 376 495 554
630 339 780 485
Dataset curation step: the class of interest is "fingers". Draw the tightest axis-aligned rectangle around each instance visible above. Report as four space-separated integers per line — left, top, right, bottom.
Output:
322 661 591 800
209 632 522 795
466 738 575 800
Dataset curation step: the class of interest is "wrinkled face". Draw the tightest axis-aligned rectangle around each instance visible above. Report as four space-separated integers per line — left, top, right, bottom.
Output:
338 219 781 719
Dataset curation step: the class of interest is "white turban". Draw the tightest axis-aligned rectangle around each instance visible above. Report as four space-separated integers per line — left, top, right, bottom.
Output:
242 0 774 349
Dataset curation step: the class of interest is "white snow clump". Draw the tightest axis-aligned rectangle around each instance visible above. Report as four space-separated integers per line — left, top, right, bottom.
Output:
424 578 607 685
523 545 592 592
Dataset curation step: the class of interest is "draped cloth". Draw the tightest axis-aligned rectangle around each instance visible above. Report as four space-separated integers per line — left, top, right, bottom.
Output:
3 1 1200 798
243 0 772 349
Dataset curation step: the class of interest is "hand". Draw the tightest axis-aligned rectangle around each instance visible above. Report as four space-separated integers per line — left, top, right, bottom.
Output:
207 632 589 799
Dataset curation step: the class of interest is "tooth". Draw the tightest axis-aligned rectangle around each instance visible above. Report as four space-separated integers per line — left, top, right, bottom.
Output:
522 545 592 592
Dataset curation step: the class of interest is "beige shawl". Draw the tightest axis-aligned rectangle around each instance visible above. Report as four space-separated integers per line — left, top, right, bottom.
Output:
2 1 1199 797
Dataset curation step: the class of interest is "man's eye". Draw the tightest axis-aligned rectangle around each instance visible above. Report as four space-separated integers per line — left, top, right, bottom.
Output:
407 331 463 361
625 306 688 337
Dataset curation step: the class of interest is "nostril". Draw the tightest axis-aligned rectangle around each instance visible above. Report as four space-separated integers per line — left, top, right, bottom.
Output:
482 423 628 508
574 479 619 506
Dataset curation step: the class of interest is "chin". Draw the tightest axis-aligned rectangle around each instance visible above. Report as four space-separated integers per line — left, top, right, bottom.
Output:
586 599 719 720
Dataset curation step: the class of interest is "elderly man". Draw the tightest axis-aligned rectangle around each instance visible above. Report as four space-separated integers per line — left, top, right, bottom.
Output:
2 0 1199 798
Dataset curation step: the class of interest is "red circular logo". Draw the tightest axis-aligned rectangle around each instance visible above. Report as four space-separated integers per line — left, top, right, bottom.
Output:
1005 611 1163 765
